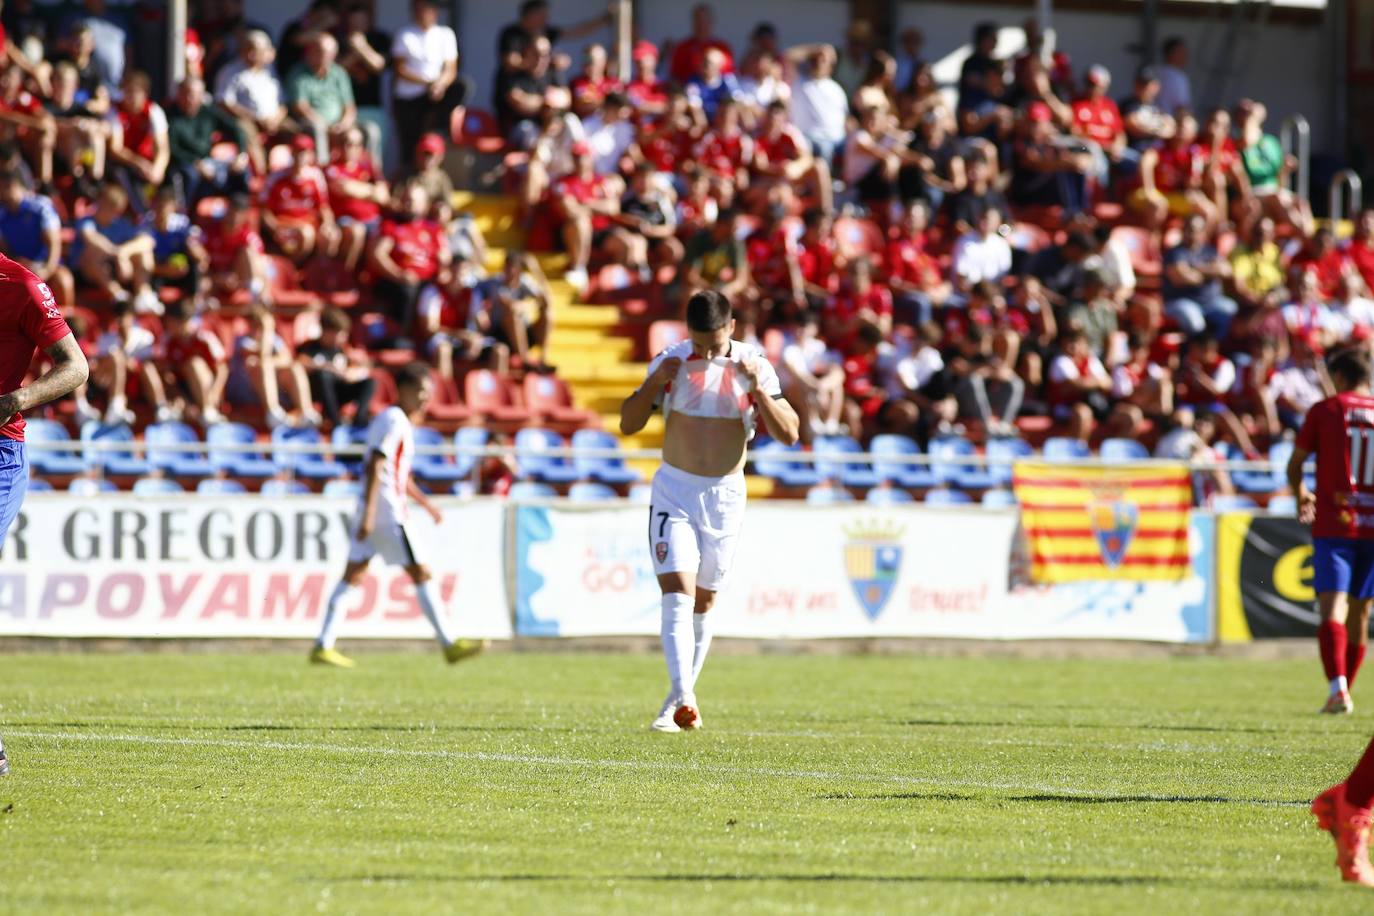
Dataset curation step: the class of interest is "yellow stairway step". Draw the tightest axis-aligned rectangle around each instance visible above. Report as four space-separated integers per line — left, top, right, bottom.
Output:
556 363 647 384
550 306 620 329
745 475 775 499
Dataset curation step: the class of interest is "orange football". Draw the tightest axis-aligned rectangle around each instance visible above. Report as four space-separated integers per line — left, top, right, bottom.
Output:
673 705 700 730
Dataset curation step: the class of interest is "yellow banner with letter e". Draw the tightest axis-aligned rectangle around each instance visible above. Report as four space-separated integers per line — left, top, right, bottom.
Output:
1013 461 1193 583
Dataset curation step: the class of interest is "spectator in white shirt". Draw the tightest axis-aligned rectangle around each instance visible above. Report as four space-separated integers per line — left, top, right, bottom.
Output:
581 92 635 176
392 0 470 172
216 29 289 175
779 310 846 439
1155 37 1192 117
785 43 848 162
951 206 1012 292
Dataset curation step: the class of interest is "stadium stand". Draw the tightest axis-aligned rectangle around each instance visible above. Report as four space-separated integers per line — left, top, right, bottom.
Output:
12 3 1367 511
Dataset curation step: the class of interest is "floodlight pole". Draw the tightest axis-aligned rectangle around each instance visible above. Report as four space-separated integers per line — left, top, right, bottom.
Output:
167 0 187 87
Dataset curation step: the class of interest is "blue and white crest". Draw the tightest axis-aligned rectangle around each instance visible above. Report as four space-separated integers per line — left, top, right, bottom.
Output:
1089 501 1138 569
843 521 904 620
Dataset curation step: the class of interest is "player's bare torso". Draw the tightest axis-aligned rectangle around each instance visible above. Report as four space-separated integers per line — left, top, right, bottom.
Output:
662 413 748 477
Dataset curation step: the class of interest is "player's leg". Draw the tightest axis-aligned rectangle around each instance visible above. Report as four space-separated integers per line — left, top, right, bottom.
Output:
649 472 702 731
311 545 371 667
688 474 748 721
0 439 29 774
1315 538 1355 712
1352 599 1372 691
389 521 485 663
1313 735 1374 886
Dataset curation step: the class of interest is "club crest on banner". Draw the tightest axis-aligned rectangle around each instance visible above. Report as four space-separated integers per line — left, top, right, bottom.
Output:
1088 484 1137 568
843 520 904 620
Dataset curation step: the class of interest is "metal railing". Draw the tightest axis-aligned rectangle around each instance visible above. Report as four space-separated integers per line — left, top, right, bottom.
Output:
1280 114 1310 204
1330 170 1364 223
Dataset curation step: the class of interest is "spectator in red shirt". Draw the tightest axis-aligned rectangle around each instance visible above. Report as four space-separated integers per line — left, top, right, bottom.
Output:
325 124 388 271
695 96 753 196
570 43 622 120
796 206 842 305
157 297 228 425
885 199 949 325
261 132 339 264
637 85 706 177
1294 226 1352 300
1070 64 1134 186
108 70 169 214
1349 209 1374 294
554 141 626 293
666 4 734 85
370 181 449 341
745 202 802 309
1132 111 1216 232
0 62 53 187
201 191 268 304
827 257 893 347
750 98 833 214
625 41 667 119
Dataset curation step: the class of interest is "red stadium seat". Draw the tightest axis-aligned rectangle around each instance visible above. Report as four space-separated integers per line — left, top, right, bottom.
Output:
265 256 322 311
833 216 886 267
368 368 398 417
425 370 471 431
464 369 531 429
451 108 506 155
522 373 597 432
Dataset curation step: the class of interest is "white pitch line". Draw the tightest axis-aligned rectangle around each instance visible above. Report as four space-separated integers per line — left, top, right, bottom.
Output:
2 729 1307 807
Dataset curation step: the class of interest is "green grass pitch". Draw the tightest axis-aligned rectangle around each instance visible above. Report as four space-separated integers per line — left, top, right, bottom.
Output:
1 651 1373 914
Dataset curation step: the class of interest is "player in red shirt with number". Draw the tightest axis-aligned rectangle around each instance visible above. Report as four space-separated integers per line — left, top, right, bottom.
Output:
1291 348 1374 717
0 253 90 776
1302 349 1374 886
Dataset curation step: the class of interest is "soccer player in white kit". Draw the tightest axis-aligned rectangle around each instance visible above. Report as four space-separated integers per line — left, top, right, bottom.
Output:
311 363 486 668
620 290 800 731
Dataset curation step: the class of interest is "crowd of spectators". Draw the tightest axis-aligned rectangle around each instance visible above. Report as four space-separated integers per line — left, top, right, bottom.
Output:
7 0 1371 500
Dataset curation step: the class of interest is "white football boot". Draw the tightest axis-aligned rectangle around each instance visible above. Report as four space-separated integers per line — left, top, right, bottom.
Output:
650 691 681 732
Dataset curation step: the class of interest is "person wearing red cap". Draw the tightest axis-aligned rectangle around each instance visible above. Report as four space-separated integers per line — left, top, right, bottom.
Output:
626 41 667 118
407 132 455 227
261 132 339 264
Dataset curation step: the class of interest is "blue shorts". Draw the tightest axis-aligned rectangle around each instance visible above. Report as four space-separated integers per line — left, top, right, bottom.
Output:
0 438 28 550
1313 537 1374 599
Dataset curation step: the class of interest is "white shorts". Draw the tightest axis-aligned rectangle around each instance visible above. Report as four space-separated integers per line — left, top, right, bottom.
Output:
648 463 747 592
347 516 428 568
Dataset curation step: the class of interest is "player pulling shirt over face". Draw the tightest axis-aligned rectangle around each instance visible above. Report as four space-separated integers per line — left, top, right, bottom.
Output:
620 290 800 733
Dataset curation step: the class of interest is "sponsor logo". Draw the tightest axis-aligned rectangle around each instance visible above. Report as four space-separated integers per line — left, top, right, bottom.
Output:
843 520 903 620
654 541 668 563
1088 485 1137 568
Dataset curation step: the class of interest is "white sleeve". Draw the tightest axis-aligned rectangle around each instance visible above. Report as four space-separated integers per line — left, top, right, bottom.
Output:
1048 355 1074 383
149 103 168 137
441 27 459 63
1111 366 1133 398
752 354 782 398
366 410 404 461
1212 359 1237 394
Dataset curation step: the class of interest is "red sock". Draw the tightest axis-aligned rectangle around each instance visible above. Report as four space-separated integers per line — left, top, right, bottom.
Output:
1320 620 1349 683
1350 644 1368 688
1346 735 1374 810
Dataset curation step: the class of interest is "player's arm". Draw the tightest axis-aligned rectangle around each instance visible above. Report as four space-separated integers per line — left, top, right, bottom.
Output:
1287 444 1314 525
0 333 89 427
620 356 681 435
357 451 384 540
407 476 442 525
741 357 800 445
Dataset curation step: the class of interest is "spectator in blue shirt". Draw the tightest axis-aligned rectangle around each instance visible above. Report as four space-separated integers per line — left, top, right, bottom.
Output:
142 185 207 297
1163 213 1238 337
685 48 741 122
72 181 160 313
0 168 73 306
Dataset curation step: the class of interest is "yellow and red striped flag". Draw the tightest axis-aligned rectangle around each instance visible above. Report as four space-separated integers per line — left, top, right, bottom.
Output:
1012 461 1193 583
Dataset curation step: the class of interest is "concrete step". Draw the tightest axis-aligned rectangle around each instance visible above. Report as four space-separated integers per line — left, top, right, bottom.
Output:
556 363 647 385
550 305 620 329
546 340 634 363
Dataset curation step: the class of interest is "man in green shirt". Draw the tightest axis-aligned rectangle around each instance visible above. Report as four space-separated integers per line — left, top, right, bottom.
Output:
682 206 750 305
1237 99 1313 236
288 32 370 160
165 77 249 204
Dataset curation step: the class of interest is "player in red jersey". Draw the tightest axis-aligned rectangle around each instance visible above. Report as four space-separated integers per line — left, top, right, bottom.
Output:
1302 350 1374 886
1290 348 1374 716
0 254 90 775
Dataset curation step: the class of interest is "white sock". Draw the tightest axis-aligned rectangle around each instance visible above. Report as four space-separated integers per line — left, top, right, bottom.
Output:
661 592 696 704
316 581 357 649
1333 676 1350 694
415 580 454 648
692 611 713 682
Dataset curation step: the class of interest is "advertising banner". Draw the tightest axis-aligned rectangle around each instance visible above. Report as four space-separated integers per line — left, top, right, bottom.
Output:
514 504 1215 642
0 496 512 639
1216 513 1318 641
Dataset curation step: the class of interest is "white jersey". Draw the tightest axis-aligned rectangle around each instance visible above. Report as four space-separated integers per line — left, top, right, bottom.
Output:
643 339 782 441
360 406 413 525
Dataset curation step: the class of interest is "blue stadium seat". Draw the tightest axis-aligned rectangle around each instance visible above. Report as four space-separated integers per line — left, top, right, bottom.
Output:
865 485 914 505
331 424 370 476
627 482 653 504
196 478 247 495
1043 437 1091 462
207 423 277 478
26 477 54 492
79 421 151 476
1212 494 1258 511
24 419 85 475
67 477 116 495
983 437 1033 487
132 476 185 496
981 488 1019 509
805 484 854 505
508 481 556 501
514 428 581 484
814 435 881 488
924 488 973 506
271 426 346 480
1267 494 1297 515
568 481 618 503
750 439 823 488
260 479 310 496
322 479 363 499
1100 438 1150 462
452 427 490 479
571 429 640 485
412 425 466 483
144 422 214 477
929 436 986 488
868 434 937 488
